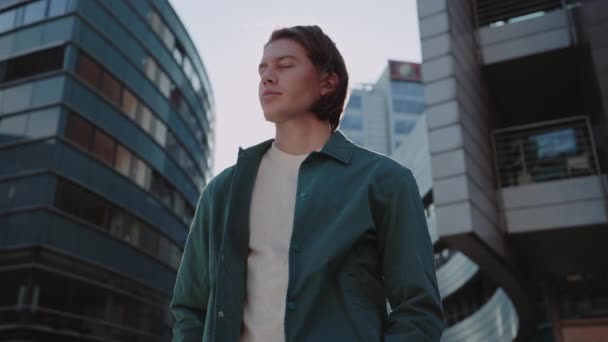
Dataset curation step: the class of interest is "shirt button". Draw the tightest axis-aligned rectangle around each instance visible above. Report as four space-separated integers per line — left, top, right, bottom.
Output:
218 310 224 318
287 301 297 311
299 192 307 199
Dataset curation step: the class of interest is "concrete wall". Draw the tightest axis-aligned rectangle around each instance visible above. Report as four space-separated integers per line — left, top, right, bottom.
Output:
501 175 608 233
418 0 504 256
478 9 575 65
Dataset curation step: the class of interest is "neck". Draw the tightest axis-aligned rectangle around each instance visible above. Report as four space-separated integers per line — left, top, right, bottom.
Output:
273 114 332 155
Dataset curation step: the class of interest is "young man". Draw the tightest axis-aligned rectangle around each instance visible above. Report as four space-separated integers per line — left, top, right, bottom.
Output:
171 25 444 341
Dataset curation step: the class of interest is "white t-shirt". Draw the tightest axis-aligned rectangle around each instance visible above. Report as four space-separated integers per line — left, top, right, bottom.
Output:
240 142 309 342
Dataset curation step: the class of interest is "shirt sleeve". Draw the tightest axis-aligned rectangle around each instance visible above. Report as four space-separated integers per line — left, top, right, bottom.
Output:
170 186 212 342
379 169 444 341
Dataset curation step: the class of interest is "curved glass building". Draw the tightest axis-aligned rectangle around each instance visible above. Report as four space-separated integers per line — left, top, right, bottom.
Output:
0 0 214 340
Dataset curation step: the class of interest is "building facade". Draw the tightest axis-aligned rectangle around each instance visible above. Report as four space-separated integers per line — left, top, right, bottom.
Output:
0 0 214 340
340 60 425 155
417 0 608 341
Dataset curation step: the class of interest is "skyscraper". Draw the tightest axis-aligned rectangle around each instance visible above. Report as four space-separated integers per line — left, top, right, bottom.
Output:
340 60 425 155
0 0 214 340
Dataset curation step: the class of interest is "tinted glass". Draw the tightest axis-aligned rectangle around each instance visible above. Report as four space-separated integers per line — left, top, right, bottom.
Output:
66 114 93 150
114 145 132 177
101 72 122 106
23 0 47 25
25 108 60 138
76 54 100 87
93 130 115 165
121 89 138 120
0 9 16 33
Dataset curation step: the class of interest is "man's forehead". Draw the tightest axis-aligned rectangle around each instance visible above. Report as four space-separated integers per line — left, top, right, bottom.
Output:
262 39 306 59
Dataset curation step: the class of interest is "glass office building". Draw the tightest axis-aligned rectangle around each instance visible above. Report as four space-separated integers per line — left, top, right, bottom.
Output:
0 0 214 340
340 60 425 155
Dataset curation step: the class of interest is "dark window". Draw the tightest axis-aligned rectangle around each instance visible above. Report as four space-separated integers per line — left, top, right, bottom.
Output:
1 46 64 84
93 129 116 165
172 41 185 65
101 72 122 106
80 190 108 228
22 0 47 25
170 87 183 109
65 114 93 150
55 179 85 217
76 54 100 87
140 226 159 255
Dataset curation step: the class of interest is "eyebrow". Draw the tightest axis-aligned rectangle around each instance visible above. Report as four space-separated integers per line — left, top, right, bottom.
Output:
258 55 298 69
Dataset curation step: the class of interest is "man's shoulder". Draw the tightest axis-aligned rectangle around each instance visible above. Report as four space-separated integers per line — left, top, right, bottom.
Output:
350 144 413 178
202 165 235 199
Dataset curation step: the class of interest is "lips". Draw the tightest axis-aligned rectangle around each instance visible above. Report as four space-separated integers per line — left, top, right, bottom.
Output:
262 90 282 97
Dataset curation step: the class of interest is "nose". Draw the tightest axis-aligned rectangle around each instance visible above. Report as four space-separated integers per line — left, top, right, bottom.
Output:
262 68 277 85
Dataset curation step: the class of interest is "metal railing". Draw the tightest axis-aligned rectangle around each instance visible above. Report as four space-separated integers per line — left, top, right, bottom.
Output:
492 116 601 188
473 0 579 27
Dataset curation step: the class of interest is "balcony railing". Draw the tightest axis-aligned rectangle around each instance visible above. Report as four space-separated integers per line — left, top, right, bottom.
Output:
474 0 580 27
492 116 600 188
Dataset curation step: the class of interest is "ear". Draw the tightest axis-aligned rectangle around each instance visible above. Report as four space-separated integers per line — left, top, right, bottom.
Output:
320 72 339 96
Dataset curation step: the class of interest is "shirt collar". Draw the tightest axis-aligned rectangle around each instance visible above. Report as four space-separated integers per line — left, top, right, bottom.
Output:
239 130 354 165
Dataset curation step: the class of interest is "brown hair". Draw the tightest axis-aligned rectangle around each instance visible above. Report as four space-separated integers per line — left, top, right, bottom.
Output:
266 25 349 132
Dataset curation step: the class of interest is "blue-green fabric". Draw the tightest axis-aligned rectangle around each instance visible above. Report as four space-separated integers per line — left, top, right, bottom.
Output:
171 130 444 341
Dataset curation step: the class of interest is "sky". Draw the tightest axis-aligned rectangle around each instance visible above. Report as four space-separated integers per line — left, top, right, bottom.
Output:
170 0 422 177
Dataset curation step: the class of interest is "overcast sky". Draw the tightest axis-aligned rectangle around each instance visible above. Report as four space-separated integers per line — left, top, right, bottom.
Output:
170 0 422 176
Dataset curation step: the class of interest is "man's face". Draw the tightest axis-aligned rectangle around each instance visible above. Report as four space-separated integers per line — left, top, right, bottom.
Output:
258 38 323 123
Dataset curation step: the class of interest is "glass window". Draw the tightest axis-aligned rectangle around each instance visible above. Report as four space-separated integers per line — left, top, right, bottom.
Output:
148 11 161 34
170 88 183 109
0 114 28 140
48 0 68 17
139 106 153 133
340 115 363 131
93 129 115 165
23 0 47 25
140 226 159 255
157 71 171 98
1 83 33 113
0 9 16 34
169 244 181 269
531 128 578 159
114 145 132 177
346 95 362 109
153 120 167 146
131 158 150 189
25 108 60 138
121 89 138 120
150 171 163 199
128 220 141 247
81 191 108 228
77 54 100 87
173 193 185 218
161 26 175 49
108 208 129 240
101 72 122 106
65 114 93 150
159 236 170 264
183 57 193 79
172 43 184 65
394 120 416 134
3 46 64 84
191 74 201 92
144 57 157 82
55 179 84 217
